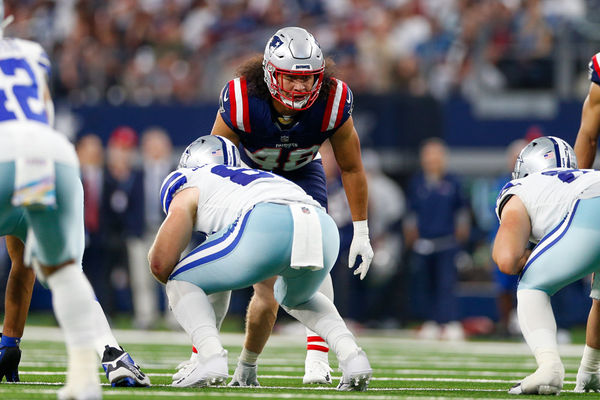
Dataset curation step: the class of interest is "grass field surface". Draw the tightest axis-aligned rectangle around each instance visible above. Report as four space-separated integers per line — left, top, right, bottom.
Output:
0 325 594 399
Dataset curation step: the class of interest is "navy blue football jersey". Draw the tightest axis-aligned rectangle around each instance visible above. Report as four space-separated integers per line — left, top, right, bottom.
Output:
218 77 353 172
589 52 600 86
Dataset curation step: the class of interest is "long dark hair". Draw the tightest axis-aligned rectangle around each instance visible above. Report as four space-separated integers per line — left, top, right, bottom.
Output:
236 55 337 103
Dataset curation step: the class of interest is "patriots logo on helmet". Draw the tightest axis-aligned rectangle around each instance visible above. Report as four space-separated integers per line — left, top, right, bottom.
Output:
269 36 284 51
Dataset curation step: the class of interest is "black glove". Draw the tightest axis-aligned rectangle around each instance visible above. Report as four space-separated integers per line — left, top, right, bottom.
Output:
0 334 21 383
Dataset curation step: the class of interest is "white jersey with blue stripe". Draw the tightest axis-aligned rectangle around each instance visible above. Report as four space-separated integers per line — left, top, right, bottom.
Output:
496 168 600 243
161 163 322 236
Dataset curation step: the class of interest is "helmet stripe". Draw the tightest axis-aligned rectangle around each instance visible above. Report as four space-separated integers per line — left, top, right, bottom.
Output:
213 135 229 166
547 136 561 168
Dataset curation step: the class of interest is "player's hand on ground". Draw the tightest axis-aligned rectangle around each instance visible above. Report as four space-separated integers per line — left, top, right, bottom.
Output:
228 360 259 387
575 369 600 392
0 343 21 382
348 221 374 280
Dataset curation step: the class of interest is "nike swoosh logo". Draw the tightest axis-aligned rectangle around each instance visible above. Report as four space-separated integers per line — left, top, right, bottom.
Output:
346 95 351 104
223 91 229 102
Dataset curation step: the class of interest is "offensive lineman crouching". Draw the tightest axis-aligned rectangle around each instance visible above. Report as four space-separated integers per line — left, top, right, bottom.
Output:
148 135 372 390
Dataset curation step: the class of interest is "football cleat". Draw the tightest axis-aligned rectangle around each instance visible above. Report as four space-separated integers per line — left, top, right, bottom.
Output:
575 368 600 392
303 358 332 384
101 345 150 387
0 344 21 383
228 360 260 387
336 349 372 391
172 349 228 388
172 352 199 382
508 362 564 395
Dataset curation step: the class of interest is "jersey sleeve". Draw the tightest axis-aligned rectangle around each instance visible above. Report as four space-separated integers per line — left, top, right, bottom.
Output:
589 53 600 86
160 169 189 214
218 78 251 133
320 78 353 132
495 180 523 221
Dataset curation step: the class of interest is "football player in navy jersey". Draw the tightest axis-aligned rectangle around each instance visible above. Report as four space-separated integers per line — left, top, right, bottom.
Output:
207 27 373 386
572 52 600 392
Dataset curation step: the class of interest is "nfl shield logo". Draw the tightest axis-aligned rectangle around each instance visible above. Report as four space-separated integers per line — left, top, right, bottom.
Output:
301 207 310 214
281 135 290 143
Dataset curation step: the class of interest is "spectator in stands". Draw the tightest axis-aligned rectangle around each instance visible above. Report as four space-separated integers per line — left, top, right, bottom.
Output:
139 127 176 328
103 126 145 323
76 134 110 311
404 138 470 340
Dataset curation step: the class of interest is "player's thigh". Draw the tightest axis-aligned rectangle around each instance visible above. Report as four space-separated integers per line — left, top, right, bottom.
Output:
170 203 294 293
0 162 28 240
274 208 339 308
519 198 600 295
24 163 85 266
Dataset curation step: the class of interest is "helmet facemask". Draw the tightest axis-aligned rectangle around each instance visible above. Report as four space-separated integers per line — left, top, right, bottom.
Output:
264 62 324 111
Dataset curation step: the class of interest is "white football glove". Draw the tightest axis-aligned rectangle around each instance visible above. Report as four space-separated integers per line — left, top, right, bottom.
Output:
575 368 600 392
228 360 260 387
348 220 374 280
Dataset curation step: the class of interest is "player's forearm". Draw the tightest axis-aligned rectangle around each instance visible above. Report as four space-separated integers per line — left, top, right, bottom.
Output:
340 169 368 221
148 209 193 283
575 132 598 169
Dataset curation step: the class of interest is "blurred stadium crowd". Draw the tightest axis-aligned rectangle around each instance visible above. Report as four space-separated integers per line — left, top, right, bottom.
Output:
6 0 594 105
0 0 598 338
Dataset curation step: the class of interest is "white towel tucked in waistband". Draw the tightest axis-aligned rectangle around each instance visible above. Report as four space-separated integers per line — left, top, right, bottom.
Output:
289 203 324 271
11 157 57 209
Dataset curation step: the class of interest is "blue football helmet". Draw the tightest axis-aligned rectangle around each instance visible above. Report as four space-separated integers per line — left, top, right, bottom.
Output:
178 135 240 168
512 136 577 179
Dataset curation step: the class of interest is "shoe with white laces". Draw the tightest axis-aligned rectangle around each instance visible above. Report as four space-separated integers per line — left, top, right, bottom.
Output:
101 346 150 387
228 360 260 387
172 349 228 388
336 349 372 391
303 358 333 384
575 368 600 392
508 362 564 395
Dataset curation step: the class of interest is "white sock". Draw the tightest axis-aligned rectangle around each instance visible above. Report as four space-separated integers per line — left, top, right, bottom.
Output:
580 345 600 372
166 280 223 359
47 264 98 348
208 290 231 331
91 300 120 356
305 275 333 362
517 289 560 366
282 292 358 361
